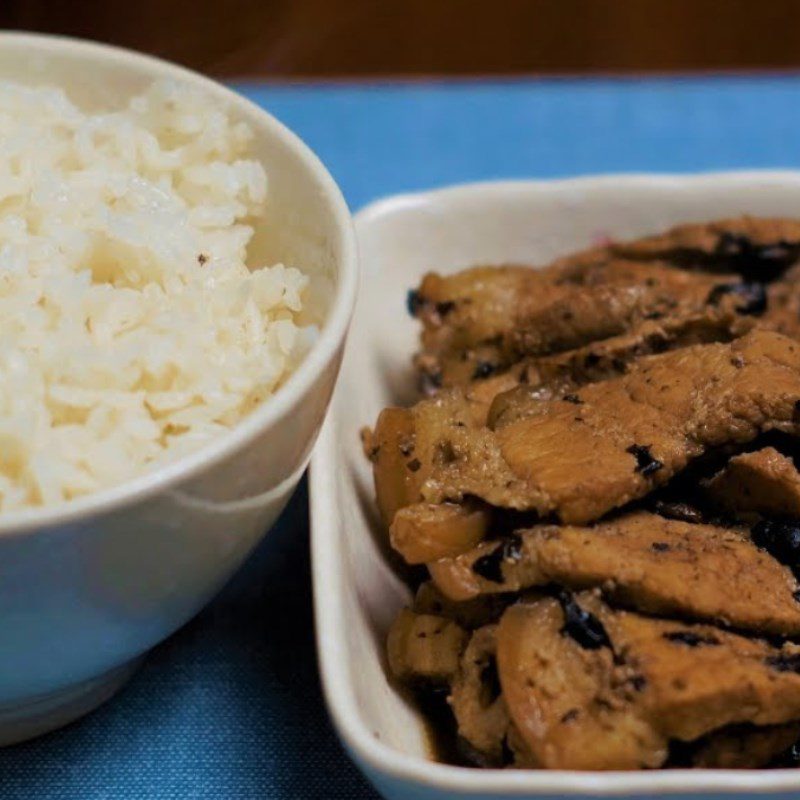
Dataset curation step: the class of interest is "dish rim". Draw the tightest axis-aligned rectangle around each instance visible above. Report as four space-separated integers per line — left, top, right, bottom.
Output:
312 171 800 797
0 31 358 534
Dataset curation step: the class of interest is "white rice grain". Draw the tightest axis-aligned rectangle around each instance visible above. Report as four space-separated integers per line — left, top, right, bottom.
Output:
0 79 315 509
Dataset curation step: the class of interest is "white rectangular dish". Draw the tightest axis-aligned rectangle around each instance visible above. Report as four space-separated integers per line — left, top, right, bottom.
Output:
311 172 800 800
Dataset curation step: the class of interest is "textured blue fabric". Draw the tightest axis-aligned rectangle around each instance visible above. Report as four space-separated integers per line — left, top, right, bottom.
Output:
249 76 800 209
1 76 800 799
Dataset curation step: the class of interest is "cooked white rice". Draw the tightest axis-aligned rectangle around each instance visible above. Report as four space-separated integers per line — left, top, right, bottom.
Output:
0 79 315 510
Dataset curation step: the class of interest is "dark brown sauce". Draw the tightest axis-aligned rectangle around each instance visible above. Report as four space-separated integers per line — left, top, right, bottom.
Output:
415 687 474 766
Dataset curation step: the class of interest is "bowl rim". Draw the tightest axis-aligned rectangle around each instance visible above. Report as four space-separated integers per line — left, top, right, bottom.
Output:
0 31 358 534
313 171 800 798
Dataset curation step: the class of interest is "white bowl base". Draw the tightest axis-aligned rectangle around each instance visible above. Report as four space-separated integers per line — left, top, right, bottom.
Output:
0 658 143 747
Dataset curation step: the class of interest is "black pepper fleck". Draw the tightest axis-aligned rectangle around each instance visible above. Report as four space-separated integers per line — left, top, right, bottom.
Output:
558 591 612 650
472 361 498 380
751 518 800 576
663 630 720 647
611 357 627 372
471 534 523 583
653 499 706 524
626 444 664 477
560 708 580 724
766 653 800 673
644 334 670 354
420 370 443 395
715 232 800 283
706 281 768 316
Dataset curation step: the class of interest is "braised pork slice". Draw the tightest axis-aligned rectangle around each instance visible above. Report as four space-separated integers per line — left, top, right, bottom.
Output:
705 447 800 519
496 593 800 770
413 260 740 390
413 216 800 392
368 391 471 528
764 265 800 341
447 625 510 764
613 214 800 343
465 310 743 425
609 216 800 281
504 262 727 359
390 501 491 564
387 609 467 684
374 330 800 527
427 511 800 636
412 581 511 630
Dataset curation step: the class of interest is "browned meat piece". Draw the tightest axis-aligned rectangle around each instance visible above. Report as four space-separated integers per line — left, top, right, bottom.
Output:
374 330 800 527
387 609 467 684
523 310 743 388
447 625 510 764
496 593 800 770
365 406 423 526
705 447 800 518
368 393 509 562
764 265 800 340
390 501 491 563
413 259 739 390
487 331 800 522
368 390 478 535
610 216 800 281
427 511 800 636
413 216 800 393
410 265 548 361
676 723 800 768
412 581 511 629
616 215 800 340
378 217 800 773
505 269 716 359
468 310 743 426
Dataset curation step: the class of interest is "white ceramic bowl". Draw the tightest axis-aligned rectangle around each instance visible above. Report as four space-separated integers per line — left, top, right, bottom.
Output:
312 172 800 799
0 33 356 744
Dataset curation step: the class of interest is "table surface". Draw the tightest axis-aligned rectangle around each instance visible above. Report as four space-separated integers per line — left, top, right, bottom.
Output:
2 76 800 800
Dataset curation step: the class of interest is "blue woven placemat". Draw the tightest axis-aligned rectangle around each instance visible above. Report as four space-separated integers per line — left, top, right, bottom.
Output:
2 76 800 800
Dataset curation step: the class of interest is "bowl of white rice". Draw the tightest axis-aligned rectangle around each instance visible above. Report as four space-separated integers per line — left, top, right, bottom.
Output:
0 33 356 743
